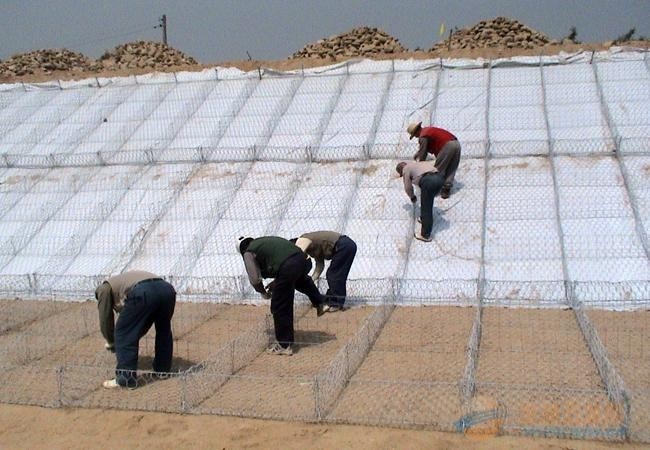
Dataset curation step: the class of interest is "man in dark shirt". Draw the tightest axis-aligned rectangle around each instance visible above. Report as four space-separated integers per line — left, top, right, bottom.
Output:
94 270 176 389
293 231 357 311
238 236 326 355
407 121 461 199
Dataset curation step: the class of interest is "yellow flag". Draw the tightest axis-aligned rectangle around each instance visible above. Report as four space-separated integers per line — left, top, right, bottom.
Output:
439 23 445 36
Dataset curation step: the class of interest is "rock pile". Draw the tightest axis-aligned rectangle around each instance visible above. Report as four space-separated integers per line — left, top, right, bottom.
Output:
0 41 198 79
429 17 557 51
290 26 407 59
98 40 197 71
0 48 101 77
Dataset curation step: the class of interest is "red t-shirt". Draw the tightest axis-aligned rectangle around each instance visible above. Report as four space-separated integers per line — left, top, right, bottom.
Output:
419 127 456 157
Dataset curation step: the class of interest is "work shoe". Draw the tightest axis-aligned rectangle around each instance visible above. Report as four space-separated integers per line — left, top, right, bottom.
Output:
414 231 433 242
440 186 451 199
266 343 293 356
102 378 121 389
317 303 327 317
326 305 345 312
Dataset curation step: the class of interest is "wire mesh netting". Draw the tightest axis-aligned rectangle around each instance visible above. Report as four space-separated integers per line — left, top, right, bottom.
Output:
0 48 648 442
1 298 648 441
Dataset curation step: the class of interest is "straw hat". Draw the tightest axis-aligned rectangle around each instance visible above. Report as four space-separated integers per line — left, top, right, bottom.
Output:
406 122 422 139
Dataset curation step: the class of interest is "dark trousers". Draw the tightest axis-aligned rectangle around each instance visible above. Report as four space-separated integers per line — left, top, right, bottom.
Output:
326 235 357 307
114 279 176 387
420 173 444 238
271 252 324 348
434 140 461 189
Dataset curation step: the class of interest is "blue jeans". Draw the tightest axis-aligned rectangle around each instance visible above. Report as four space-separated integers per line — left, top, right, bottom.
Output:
325 236 357 307
419 173 444 238
114 279 176 387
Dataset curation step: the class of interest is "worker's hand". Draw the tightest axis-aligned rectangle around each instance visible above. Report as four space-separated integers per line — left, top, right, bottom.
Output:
410 195 417 203
104 342 115 353
261 290 272 300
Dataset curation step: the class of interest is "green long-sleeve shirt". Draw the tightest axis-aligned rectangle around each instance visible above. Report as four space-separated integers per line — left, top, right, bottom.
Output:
242 236 301 294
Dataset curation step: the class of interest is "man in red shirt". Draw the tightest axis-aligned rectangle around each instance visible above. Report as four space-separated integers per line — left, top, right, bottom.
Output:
407 122 461 199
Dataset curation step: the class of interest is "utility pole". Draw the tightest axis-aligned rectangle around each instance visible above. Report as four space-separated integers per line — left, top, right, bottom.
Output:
159 14 167 45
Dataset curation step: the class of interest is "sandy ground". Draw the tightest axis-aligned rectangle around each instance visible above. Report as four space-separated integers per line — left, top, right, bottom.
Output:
2 404 648 450
1 301 648 448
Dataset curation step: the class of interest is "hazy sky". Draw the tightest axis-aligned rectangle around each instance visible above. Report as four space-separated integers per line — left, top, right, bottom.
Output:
2 1 649 63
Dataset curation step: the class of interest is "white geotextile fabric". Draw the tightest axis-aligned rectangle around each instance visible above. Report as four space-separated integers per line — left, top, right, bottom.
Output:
0 48 648 308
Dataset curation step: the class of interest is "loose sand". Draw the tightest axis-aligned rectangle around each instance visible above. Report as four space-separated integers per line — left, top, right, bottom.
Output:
2 404 646 450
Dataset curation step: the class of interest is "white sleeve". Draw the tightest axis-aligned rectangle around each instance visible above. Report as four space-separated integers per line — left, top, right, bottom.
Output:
294 237 312 253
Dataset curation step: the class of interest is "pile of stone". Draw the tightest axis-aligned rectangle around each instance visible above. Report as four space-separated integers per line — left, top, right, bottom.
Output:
429 17 557 51
0 41 199 79
98 40 197 70
0 48 101 77
290 26 407 59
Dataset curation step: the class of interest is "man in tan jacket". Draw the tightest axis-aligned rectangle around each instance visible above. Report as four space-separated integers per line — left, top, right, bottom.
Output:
396 160 444 242
94 270 176 388
293 231 357 311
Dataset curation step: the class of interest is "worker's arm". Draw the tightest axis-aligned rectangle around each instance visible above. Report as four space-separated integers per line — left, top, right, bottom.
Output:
243 252 270 298
311 258 325 282
402 166 416 201
95 282 115 347
413 136 429 161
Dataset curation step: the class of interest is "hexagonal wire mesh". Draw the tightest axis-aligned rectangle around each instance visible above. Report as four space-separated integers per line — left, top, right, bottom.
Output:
0 51 649 442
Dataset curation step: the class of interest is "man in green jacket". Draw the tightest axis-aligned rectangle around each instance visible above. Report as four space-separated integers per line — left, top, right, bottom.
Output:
94 270 176 388
238 236 326 355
